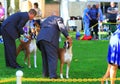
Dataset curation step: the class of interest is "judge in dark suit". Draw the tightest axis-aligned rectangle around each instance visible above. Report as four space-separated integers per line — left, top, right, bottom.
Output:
1 9 37 69
36 13 72 79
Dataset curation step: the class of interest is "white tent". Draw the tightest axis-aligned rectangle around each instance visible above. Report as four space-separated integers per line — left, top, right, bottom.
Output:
4 0 7 19
60 0 69 26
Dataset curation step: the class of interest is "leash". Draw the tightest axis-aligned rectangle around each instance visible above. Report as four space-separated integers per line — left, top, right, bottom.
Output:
90 23 98 29
90 22 118 29
90 23 98 32
102 22 118 25
90 22 119 31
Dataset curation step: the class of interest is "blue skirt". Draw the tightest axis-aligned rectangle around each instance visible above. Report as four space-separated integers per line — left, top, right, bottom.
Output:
107 27 120 68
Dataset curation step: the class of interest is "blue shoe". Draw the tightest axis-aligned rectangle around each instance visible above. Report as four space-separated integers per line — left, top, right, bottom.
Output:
0 38 3 44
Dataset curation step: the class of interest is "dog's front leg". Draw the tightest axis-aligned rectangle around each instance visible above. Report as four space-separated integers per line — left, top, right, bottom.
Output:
24 51 27 65
34 51 37 68
66 63 70 79
59 49 65 79
26 46 31 68
60 63 64 78
28 54 31 68
16 44 23 56
60 63 64 79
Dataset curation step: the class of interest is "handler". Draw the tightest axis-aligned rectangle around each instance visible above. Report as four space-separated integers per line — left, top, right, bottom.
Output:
36 12 72 79
1 9 37 69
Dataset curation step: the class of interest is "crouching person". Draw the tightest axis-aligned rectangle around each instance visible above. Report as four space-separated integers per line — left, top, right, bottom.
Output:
1 9 36 69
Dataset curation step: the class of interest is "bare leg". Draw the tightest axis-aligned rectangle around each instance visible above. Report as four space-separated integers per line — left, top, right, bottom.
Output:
110 65 118 84
101 64 111 84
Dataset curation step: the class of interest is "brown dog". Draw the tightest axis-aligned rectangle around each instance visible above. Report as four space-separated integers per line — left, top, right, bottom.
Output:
58 40 73 78
16 21 40 68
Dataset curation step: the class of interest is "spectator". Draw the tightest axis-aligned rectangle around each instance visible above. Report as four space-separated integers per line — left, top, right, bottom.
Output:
1 9 37 69
101 14 120 84
107 2 118 34
96 3 103 22
89 4 99 40
0 2 5 43
83 3 91 36
33 2 42 26
36 13 72 79
82 3 92 40
96 3 103 40
0 2 4 22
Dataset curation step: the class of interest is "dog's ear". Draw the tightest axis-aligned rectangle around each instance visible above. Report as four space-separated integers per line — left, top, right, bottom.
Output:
68 39 72 45
63 41 66 48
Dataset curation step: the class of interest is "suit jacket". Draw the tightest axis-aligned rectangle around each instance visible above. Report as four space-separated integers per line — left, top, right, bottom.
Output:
1 12 29 40
36 15 69 48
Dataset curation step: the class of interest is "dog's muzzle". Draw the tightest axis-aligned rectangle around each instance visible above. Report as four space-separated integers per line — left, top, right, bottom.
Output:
30 33 36 39
63 41 70 49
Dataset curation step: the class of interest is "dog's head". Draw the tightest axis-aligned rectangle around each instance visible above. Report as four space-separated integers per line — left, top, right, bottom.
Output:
30 21 40 39
34 21 40 36
63 40 72 49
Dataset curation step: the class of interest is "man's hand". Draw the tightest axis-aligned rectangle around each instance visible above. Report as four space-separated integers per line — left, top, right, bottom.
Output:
25 35 31 40
66 36 72 43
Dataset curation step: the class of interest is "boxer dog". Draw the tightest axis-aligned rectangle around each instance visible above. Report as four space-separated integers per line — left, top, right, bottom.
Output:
59 40 73 78
16 21 40 68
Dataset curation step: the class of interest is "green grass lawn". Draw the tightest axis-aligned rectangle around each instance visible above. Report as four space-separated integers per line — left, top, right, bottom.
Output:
0 32 120 84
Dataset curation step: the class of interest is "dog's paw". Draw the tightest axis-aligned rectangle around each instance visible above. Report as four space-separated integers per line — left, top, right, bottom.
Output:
60 74 64 79
28 66 31 68
66 75 69 79
34 65 37 68
24 62 27 65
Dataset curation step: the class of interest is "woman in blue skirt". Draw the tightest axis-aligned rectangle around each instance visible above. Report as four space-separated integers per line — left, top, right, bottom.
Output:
101 14 120 84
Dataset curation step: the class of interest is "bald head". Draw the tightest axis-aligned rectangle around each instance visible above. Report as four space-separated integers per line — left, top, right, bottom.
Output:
110 2 115 7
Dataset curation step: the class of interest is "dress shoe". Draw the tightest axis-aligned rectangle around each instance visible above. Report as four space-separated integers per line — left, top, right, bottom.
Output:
15 66 24 69
18 65 24 68
11 66 24 69
6 65 23 69
50 77 58 79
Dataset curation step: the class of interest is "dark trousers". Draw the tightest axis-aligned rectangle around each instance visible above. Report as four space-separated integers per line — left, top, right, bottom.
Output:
1 29 19 68
108 20 117 33
37 40 58 78
90 19 98 39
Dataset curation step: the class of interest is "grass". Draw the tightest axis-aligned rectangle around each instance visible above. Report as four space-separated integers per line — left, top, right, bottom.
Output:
0 32 120 84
